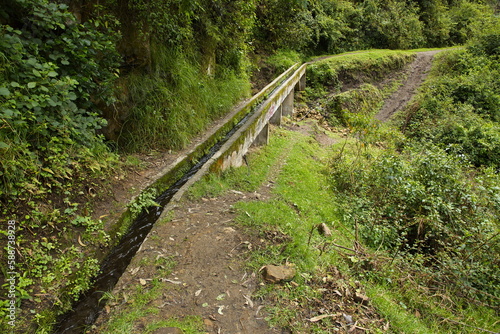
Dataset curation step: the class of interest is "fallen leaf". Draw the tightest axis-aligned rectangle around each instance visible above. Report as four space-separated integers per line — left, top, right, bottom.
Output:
77 235 86 247
217 305 225 315
160 278 182 284
309 313 340 322
242 294 254 308
343 313 353 325
383 321 390 331
129 267 140 275
195 289 202 297
230 190 244 195
139 278 147 285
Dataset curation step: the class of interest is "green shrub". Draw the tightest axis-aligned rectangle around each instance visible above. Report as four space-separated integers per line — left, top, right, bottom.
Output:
0 0 119 197
401 47 500 167
361 0 425 49
265 49 302 74
330 143 500 304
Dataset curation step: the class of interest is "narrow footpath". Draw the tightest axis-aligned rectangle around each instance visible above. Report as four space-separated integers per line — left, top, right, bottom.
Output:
375 50 442 122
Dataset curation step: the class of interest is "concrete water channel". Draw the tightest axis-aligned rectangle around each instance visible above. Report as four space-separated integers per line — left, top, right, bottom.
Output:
54 63 307 333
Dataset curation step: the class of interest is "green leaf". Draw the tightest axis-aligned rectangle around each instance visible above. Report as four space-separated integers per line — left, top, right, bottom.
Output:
48 71 58 77
2 109 14 117
27 82 37 89
0 87 10 96
0 142 9 149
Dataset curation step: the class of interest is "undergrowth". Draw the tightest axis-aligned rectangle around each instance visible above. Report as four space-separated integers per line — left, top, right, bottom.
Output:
186 46 500 333
118 45 251 152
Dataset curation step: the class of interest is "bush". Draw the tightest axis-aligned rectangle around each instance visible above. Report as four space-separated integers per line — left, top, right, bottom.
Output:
330 143 500 303
0 0 120 197
401 47 500 167
361 0 425 49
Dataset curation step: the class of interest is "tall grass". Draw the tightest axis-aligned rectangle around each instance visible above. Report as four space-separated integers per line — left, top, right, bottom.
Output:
119 45 251 152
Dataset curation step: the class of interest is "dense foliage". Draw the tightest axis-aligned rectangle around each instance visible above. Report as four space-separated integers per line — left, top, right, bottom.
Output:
0 1 120 331
325 19 500 318
0 0 120 197
0 0 498 332
402 18 500 168
255 0 495 54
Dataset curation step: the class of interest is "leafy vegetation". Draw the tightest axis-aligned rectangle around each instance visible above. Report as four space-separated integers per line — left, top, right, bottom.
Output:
1 0 499 332
0 1 119 332
322 21 500 334
185 46 499 332
400 20 500 169
0 0 119 198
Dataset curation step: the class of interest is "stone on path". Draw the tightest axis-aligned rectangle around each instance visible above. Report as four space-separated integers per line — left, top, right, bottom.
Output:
262 265 296 283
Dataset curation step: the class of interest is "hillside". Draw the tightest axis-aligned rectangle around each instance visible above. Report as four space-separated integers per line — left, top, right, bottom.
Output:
1 1 500 333
90 49 499 334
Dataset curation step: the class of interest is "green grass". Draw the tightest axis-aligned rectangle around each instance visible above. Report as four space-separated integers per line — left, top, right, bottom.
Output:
368 285 435 334
187 127 296 199
189 124 499 333
119 44 251 152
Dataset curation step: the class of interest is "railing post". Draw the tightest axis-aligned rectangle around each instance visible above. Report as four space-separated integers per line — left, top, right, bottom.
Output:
269 104 282 125
297 73 306 91
282 90 294 117
253 123 269 146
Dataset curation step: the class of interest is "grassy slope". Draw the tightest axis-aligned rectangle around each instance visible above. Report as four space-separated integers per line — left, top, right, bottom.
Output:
190 123 499 333
186 49 499 333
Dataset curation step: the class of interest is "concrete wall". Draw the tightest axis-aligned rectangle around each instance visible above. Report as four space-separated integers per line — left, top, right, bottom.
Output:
162 63 307 212
214 63 306 170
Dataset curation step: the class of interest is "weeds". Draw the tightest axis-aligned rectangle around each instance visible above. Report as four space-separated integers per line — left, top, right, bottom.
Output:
118 45 251 152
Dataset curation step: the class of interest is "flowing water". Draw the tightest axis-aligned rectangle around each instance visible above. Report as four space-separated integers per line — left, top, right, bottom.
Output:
53 109 255 334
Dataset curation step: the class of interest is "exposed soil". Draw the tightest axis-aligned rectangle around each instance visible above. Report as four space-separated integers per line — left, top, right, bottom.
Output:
92 165 280 333
375 51 441 122
89 51 441 333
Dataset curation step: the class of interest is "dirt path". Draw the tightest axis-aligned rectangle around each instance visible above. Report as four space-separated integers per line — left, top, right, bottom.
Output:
92 124 311 333
375 50 441 122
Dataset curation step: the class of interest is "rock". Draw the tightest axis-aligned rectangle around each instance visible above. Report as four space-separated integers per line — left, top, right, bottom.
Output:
151 327 184 334
354 292 370 306
203 318 214 329
317 223 332 237
262 265 296 283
